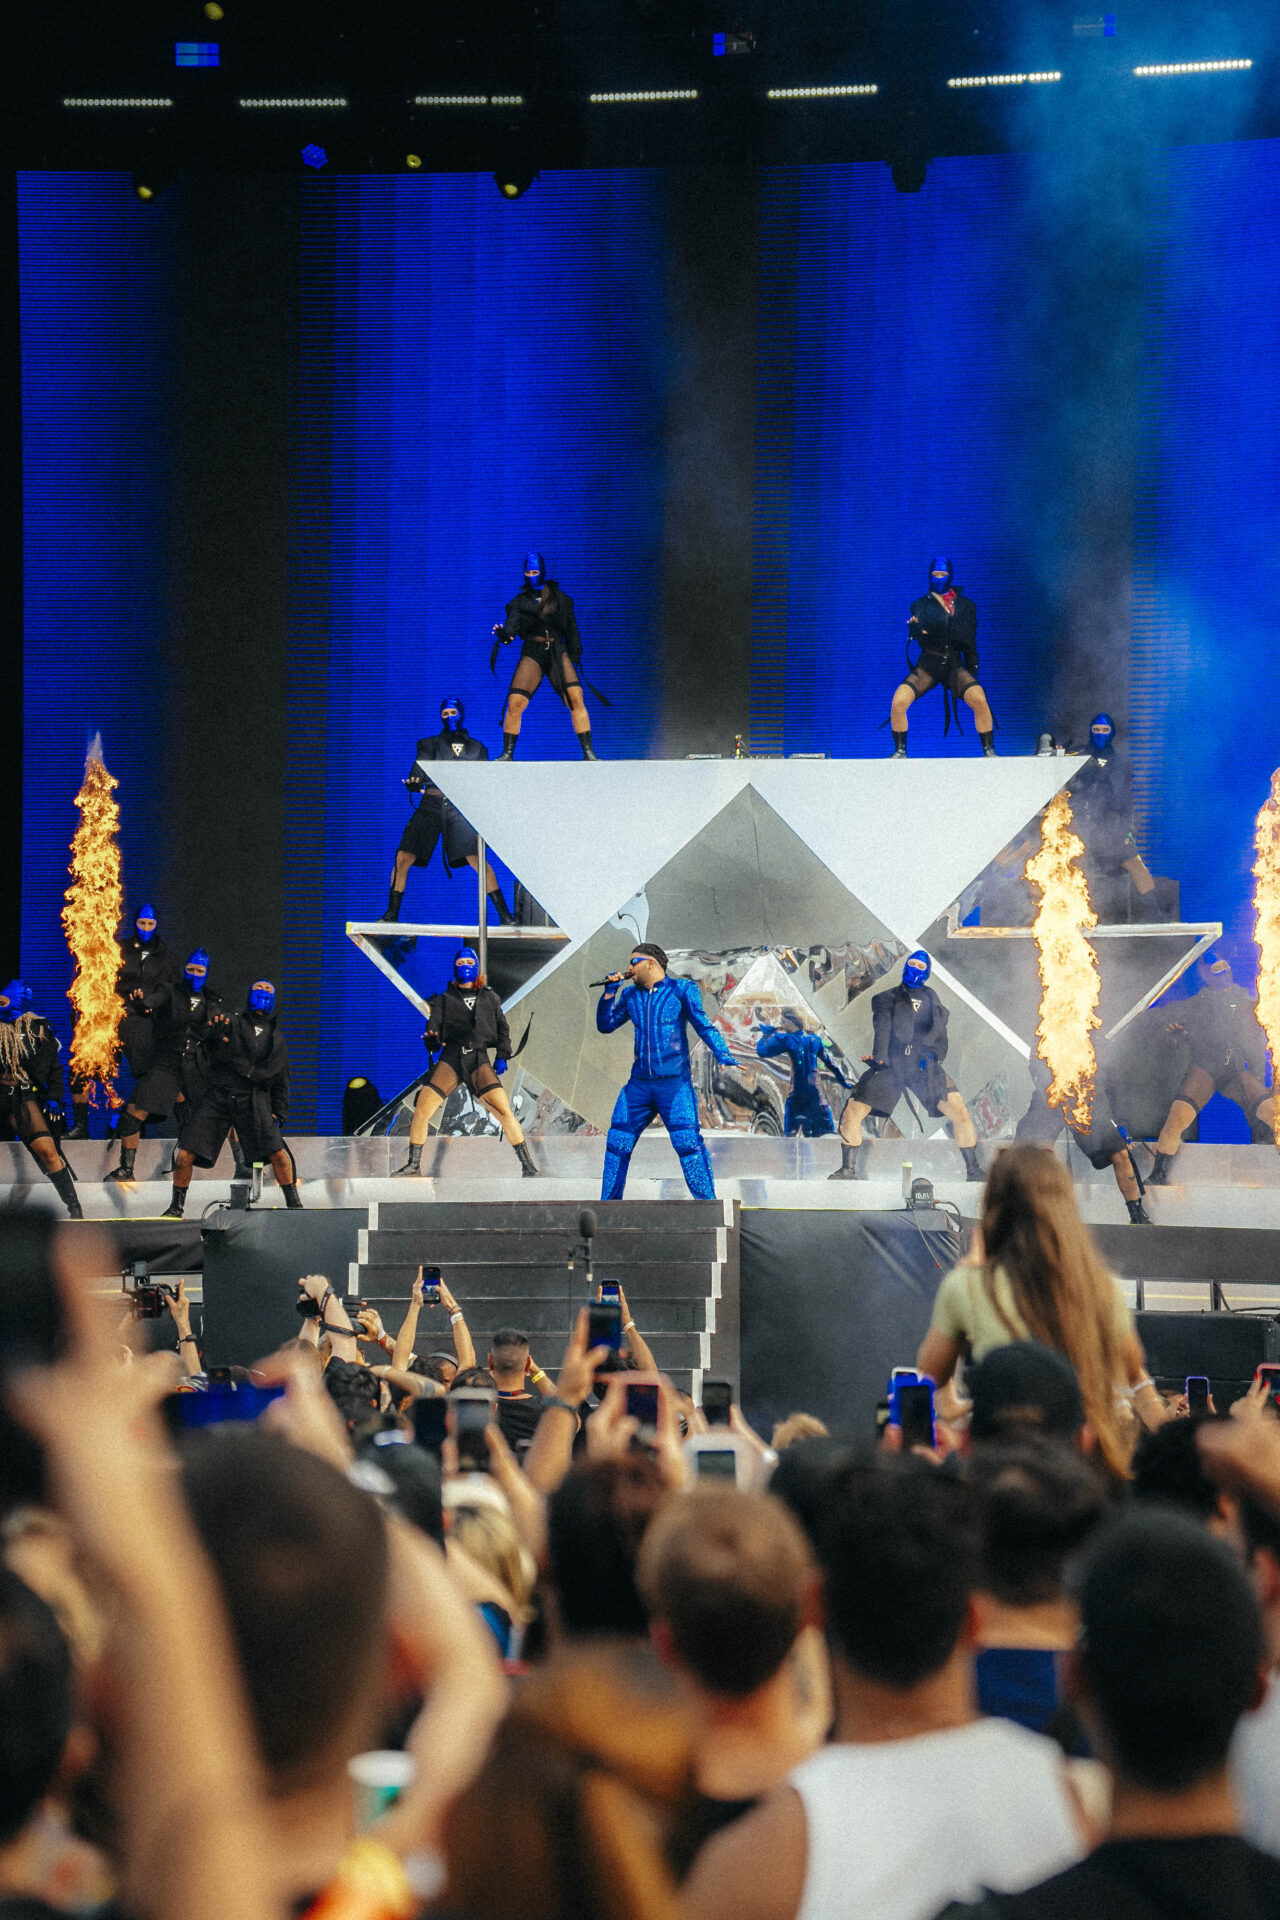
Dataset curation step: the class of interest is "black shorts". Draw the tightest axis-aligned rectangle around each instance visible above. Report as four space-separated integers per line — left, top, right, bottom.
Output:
0 1087 53 1146
128 1058 184 1121
853 1055 954 1121
427 1043 500 1098
907 653 978 701
398 801 479 869
179 1087 286 1169
511 635 578 702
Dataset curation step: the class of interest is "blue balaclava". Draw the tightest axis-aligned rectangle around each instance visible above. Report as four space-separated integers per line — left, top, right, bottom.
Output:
135 904 158 942
523 550 546 593
247 980 276 1015
902 950 932 990
441 697 464 734
1196 952 1233 992
453 948 480 986
1090 712 1116 756
0 980 32 1021
928 558 953 594
185 948 210 993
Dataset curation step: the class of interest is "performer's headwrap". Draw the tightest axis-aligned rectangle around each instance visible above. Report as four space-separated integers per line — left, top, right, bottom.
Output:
135 904 158 942
247 980 276 1015
453 948 480 986
523 550 546 593
441 697 464 734
0 980 32 1021
1089 711 1116 756
928 558 953 593
185 948 210 992
1196 952 1233 992
902 950 932 989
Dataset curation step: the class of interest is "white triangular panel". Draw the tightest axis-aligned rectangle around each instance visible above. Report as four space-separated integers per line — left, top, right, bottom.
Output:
748 758 1086 945
425 760 752 941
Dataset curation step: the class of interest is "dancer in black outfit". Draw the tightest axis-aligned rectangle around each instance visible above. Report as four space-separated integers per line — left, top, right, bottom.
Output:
492 551 599 760
1015 1054 1151 1224
0 980 81 1217
163 980 302 1216
380 697 514 925
67 901 180 1137
889 558 995 757
829 950 984 1181
105 948 222 1184
393 947 539 1178
1148 954 1276 1185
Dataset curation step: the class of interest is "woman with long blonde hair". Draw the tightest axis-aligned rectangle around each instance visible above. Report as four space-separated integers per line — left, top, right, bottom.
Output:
916 1143 1166 1473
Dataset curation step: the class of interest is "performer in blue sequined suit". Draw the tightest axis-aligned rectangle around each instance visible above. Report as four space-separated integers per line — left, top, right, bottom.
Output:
596 943 733 1201
755 1011 852 1137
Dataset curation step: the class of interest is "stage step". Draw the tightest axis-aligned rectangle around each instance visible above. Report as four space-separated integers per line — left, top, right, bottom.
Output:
347 1197 739 1396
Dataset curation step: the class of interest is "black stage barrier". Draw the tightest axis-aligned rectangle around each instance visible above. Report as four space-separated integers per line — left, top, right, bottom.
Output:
61 1217 205 1274
740 1208 960 1440
201 1207 363 1368
1136 1310 1280 1411
1094 1223 1280 1286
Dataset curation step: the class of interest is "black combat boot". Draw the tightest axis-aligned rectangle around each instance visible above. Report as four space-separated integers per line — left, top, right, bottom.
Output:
1126 1198 1152 1224
1148 1150 1175 1186
961 1145 984 1182
162 1184 188 1220
500 733 518 761
513 1140 540 1178
979 731 996 757
104 1146 137 1184
383 888 403 923
48 1164 83 1219
392 1142 423 1177
282 1183 304 1210
891 732 908 760
578 732 599 761
827 1143 865 1180
487 886 515 925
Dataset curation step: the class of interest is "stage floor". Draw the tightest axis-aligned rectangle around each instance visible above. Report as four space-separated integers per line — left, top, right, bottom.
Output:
4 1135 1278 1235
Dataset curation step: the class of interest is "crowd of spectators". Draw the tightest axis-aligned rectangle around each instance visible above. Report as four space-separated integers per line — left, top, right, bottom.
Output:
4 1137 1280 1920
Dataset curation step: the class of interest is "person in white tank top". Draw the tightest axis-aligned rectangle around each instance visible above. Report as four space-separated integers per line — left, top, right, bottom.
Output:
684 1457 1090 1920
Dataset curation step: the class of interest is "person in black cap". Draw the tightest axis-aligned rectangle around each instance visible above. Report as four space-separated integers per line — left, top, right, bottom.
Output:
965 1342 1088 1453
380 697 513 925
888 558 995 757
1148 952 1276 1185
492 551 600 760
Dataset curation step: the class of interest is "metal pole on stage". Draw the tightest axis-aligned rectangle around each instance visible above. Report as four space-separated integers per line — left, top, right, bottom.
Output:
477 834 488 982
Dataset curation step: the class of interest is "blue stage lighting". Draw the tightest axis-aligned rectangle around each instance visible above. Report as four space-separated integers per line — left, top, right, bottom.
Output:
175 42 219 67
301 143 328 168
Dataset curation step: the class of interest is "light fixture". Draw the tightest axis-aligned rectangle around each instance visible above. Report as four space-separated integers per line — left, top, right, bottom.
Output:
495 168 538 198
406 152 423 169
767 83 877 98
588 89 698 103
204 1 224 16
175 42 219 67
240 96 348 108
301 143 328 168
131 171 171 201
947 71 1061 87
1133 59 1252 76
63 97 174 108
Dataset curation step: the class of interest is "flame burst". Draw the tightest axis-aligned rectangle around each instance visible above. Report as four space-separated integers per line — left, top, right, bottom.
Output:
61 735 124 1103
1252 769 1280 1146
1025 791 1101 1130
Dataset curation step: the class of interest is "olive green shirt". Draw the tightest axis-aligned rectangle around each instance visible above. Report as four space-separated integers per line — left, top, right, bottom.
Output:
929 1261 1133 1362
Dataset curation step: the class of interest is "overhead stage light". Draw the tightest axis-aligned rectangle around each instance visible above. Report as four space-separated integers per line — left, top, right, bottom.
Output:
412 94 525 107
1133 59 1252 76
406 152 423 169
301 143 328 168
204 2 224 16
241 96 347 108
495 168 538 198
767 83 877 98
588 89 698 103
131 172 172 201
947 71 1061 87
63 97 173 108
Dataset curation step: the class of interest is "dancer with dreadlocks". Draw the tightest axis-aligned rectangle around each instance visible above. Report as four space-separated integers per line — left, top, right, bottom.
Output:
0 981 81 1217
105 948 222 1185
888 558 995 758
491 551 602 760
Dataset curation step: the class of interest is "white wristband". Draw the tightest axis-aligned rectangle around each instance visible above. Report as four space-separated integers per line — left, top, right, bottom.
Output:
450 1311 464 1325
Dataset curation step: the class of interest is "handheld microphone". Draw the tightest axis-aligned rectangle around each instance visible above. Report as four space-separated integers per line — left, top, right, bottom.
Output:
588 971 633 988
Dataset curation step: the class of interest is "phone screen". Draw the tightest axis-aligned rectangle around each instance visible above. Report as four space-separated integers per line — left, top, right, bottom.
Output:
1257 1365 1280 1407
423 1265 441 1305
701 1379 733 1427
411 1396 448 1451
625 1382 659 1427
599 1280 621 1304
587 1301 624 1352
452 1395 495 1472
1186 1375 1210 1413
695 1448 738 1480
896 1381 936 1452
164 1382 285 1431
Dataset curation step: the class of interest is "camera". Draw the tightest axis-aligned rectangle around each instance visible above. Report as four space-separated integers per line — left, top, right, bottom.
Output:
122 1259 175 1320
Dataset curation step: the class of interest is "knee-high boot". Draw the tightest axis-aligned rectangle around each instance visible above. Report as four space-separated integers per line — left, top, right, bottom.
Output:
48 1163 83 1219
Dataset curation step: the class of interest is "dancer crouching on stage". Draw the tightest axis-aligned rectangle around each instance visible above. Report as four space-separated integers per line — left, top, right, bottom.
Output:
829 949 984 1182
1148 952 1276 1185
596 944 734 1201
492 551 600 761
0 980 81 1217
889 558 995 757
163 980 301 1216
394 947 538 1178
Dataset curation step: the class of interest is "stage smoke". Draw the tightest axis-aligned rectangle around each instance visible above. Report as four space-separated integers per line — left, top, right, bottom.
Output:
61 734 124 1107
1252 769 1280 1145
1025 791 1100 1130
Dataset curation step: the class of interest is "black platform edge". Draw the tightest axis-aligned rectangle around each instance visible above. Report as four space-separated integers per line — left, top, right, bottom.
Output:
57 1216 205 1273
370 1200 729 1230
